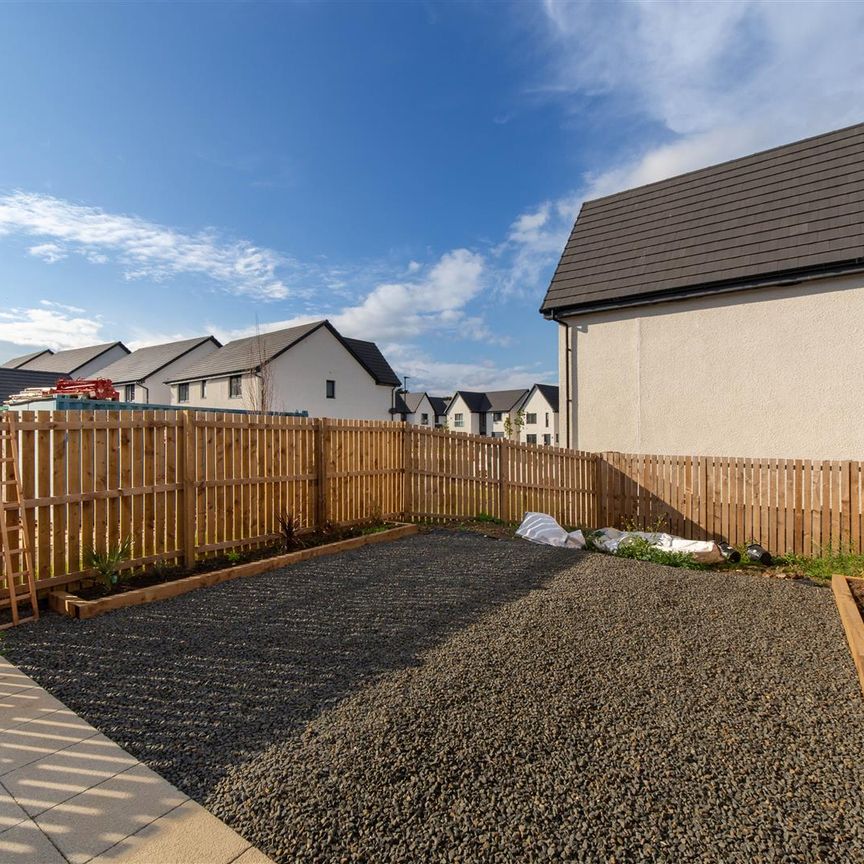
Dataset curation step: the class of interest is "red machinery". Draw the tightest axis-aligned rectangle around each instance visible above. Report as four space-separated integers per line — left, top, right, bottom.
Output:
51 378 120 401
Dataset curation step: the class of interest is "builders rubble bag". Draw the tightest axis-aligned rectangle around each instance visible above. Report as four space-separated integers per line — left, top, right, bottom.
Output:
516 512 586 549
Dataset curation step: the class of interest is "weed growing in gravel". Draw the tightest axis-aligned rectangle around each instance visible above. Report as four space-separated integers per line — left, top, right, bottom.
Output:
474 512 505 525
611 536 707 570
781 544 864 582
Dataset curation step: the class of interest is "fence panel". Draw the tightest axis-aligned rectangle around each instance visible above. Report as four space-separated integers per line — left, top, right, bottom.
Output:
599 451 863 556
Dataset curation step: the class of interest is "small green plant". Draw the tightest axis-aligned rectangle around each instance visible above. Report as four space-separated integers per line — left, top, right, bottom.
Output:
781 543 864 582
611 535 707 570
84 537 132 590
226 550 242 565
475 512 505 525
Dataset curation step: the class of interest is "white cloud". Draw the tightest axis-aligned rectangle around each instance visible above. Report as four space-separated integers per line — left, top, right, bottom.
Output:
0 305 105 350
382 343 554 393
0 192 292 300
495 0 864 300
28 242 66 263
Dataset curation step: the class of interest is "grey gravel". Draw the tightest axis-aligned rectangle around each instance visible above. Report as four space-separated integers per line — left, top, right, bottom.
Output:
6 531 864 863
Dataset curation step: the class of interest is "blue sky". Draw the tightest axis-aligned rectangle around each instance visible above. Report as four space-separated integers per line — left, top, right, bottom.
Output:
1 0 863 392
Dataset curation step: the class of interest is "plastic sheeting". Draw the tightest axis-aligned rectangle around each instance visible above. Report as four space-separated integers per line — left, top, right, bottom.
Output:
589 528 724 564
515 512 586 549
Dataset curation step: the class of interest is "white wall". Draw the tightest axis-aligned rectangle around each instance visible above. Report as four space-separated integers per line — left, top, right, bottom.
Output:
519 390 559 446
558 273 864 458
169 326 394 419
118 341 220 405
406 394 435 427
446 395 480 434
77 345 129 378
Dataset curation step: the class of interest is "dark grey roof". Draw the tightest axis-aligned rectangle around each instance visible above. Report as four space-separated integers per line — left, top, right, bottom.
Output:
450 389 528 413
20 342 129 374
166 321 323 382
0 369 69 403
341 337 401 387
165 320 401 387
542 122 864 315
97 336 220 384
531 383 559 412
428 396 448 416
1 349 54 369
390 393 410 415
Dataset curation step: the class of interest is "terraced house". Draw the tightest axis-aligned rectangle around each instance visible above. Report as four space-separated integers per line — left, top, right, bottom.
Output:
542 122 864 459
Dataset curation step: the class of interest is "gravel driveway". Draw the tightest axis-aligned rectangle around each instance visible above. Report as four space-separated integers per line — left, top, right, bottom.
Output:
6 531 864 863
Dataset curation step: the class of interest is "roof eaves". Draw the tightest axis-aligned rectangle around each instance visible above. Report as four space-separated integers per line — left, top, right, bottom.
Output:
542 257 864 318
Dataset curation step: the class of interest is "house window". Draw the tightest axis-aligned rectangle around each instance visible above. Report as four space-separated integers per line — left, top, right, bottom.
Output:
492 432 504 439
326 379 335 399
124 384 135 402
526 433 537 444
493 412 502 422
201 380 207 398
421 413 429 425
543 434 551 446
545 412 549 428
178 383 189 403
454 413 464 428
229 376 242 398
526 413 537 424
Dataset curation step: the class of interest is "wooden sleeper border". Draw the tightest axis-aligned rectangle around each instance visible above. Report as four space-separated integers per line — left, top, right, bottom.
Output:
50 523 418 621
832 574 864 698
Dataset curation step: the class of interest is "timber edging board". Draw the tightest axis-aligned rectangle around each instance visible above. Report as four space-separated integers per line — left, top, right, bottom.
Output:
49 522 419 621
832 574 864 699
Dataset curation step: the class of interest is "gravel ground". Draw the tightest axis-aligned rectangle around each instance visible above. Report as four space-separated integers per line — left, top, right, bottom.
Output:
6 531 864 863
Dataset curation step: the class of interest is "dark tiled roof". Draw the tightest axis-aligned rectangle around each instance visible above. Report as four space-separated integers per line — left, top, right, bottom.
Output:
97 336 219 384
166 322 323 382
390 393 410 415
542 122 864 314
0 369 68 403
1 349 54 369
450 389 528 413
21 342 129 374
532 383 559 412
166 320 401 388
342 337 401 387
428 396 448 416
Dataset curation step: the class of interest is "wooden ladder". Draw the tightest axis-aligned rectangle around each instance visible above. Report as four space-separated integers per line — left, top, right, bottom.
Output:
0 413 38 628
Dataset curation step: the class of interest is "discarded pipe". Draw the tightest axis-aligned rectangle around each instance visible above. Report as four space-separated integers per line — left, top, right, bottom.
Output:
717 542 740 563
746 543 772 565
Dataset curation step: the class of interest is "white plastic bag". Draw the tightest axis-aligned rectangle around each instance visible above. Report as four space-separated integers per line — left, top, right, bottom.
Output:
590 528 724 564
516 512 585 550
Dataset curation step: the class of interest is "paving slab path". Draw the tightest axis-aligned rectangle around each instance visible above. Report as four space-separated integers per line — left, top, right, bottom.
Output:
0 656 272 864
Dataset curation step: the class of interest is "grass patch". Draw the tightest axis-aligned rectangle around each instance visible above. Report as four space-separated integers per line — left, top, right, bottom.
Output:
474 512 506 525
780 544 864 582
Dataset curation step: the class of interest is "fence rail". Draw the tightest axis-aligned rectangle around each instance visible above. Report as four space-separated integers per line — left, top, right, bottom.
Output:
1 408 861 604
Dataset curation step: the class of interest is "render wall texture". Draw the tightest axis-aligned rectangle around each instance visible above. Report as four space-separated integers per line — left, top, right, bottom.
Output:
558 273 864 459
518 389 559 446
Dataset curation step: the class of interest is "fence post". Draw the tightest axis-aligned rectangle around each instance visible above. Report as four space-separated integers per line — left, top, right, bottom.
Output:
315 417 328 529
402 423 413 521
500 439 510 523
180 411 196 569
594 452 605 528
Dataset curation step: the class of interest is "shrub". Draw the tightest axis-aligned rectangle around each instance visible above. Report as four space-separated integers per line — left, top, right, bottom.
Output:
278 512 303 552
226 550 242 565
84 537 132 590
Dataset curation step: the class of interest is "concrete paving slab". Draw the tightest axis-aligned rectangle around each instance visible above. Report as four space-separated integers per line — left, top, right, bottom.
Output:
89 799 251 863
35 763 187 864
0 710 98 775
2 733 138 816
0 818 67 864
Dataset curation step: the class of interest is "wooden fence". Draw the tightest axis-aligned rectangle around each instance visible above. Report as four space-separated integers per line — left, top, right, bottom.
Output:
3 408 863 604
598 451 862 558
0 410 596 603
